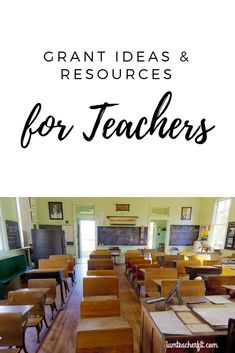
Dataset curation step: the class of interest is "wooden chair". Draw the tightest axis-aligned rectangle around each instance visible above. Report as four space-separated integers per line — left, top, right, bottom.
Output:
38 259 70 296
161 279 205 297
0 312 27 353
7 290 49 343
145 268 177 297
128 259 151 282
225 318 235 353
28 278 57 319
125 256 145 275
76 317 133 353
87 259 114 270
206 275 235 295
124 253 142 266
202 260 220 266
176 260 201 277
49 254 76 285
83 276 119 297
135 264 160 293
80 296 120 318
87 270 116 276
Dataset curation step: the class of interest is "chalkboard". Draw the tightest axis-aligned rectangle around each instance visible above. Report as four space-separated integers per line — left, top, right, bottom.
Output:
97 226 148 246
224 221 235 249
169 225 199 246
6 220 22 250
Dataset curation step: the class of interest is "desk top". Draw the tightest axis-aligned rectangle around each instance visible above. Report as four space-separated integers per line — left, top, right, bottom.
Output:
153 279 178 287
141 297 232 337
221 285 235 291
185 266 219 270
83 295 118 301
214 264 235 269
28 268 63 273
16 288 49 295
0 305 33 315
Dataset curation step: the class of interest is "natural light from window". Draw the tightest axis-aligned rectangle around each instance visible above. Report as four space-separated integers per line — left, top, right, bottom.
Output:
209 198 232 249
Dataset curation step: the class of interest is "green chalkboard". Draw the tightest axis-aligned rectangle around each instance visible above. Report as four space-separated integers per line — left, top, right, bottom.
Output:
97 226 148 246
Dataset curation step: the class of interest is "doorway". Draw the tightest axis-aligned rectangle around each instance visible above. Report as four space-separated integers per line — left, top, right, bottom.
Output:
78 220 96 258
150 220 167 251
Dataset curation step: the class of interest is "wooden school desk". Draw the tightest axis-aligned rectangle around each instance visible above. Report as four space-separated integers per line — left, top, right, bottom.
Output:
0 305 33 318
27 268 64 307
185 266 222 280
140 297 231 353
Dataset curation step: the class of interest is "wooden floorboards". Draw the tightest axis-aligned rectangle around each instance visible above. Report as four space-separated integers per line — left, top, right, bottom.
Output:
26 263 142 353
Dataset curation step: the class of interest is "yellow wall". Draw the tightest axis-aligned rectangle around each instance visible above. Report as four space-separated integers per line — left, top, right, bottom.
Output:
1 197 235 259
35 197 217 255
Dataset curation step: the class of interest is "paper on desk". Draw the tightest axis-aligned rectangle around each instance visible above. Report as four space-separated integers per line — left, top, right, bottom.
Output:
192 305 235 327
186 324 214 333
204 296 232 304
171 305 191 312
177 312 201 324
150 311 192 335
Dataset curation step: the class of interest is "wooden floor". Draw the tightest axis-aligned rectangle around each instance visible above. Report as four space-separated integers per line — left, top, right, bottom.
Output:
22 262 141 353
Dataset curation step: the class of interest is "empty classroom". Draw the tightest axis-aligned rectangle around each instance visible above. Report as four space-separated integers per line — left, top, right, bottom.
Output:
1 197 235 353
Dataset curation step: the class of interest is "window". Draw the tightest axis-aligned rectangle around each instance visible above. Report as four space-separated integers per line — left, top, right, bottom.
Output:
209 198 232 249
0 208 6 251
16 197 24 248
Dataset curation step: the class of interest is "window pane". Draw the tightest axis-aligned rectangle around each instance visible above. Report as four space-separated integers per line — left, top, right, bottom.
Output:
210 198 232 249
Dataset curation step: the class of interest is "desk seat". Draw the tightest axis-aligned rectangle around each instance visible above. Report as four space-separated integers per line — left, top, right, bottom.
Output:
76 316 133 353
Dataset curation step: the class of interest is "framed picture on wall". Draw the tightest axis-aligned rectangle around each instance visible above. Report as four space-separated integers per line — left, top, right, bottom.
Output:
48 202 63 220
116 203 130 212
29 197 37 209
181 207 192 220
31 211 37 223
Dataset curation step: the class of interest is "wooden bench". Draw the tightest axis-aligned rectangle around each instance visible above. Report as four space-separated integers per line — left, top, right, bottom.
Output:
76 317 133 353
87 259 114 270
83 276 119 297
80 296 120 318
0 254 29 299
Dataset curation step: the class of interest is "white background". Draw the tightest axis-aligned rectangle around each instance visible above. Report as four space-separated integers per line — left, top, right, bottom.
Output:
0 0 234 196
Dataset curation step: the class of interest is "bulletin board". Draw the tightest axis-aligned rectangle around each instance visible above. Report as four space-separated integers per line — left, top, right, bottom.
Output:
224 221 235 250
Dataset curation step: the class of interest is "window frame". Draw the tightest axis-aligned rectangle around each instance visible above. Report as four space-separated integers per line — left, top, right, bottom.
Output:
209 198 232 249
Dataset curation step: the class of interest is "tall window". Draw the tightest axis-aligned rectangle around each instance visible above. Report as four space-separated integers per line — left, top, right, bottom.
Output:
0 208 5 251
209 198 232 249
